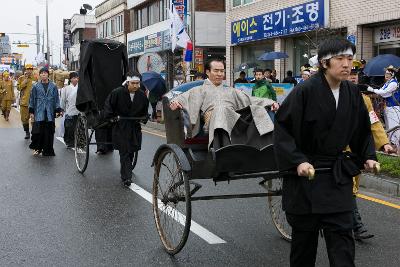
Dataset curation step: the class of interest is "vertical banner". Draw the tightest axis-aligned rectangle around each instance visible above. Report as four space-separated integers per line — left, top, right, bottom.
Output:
194 48 204 72
63 19 72 50
172 0 188 24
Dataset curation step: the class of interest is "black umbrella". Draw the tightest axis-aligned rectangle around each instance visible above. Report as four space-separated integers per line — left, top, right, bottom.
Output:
141 71 167 97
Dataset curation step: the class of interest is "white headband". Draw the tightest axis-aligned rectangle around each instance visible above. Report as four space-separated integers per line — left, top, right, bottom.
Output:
320 48 354 61
122 76 141 86
302 70 311 76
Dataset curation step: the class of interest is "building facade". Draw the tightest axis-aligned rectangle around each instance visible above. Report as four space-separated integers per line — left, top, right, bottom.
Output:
95 0 130 44
68 14 96 70
226 0 400 84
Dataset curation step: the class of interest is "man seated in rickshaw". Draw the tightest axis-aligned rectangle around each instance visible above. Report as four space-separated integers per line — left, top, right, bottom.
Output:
103 71 149 187
169 58 280 149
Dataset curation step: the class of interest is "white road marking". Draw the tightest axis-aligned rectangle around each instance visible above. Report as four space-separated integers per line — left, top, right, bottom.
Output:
53 132 226 245
56 136 66 145
129 183 227 245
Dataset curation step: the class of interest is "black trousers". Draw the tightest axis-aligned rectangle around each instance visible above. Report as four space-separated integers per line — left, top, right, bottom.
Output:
286 212 355 267
63 115 78 146
119 150 135 181
95 127 113 153
29 121 56 156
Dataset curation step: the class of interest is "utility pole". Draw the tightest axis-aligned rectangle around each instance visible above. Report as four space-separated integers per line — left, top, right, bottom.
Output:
42 30 45 53
46 0 50 64
190 0 196 70
36 16 40 55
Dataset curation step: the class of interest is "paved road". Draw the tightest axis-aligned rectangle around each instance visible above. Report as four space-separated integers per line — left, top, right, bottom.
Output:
1 109 399 266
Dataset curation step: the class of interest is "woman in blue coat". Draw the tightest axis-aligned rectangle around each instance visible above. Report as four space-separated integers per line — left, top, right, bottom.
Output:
29 67 63 156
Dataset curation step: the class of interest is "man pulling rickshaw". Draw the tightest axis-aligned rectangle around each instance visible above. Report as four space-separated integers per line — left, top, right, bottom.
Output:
103 71 149 187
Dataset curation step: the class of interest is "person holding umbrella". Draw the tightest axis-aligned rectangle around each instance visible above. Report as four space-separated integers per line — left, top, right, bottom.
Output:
141 71 167 122
367 66 400 134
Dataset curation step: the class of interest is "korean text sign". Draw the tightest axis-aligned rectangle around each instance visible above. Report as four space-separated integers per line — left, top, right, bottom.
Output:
231 0 328 45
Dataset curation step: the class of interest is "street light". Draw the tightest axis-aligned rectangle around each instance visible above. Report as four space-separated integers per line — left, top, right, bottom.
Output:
26 19 40 54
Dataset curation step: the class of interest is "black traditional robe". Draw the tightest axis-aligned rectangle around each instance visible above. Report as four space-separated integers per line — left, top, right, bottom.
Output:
104 86 149 153
76 39 128 113
273 72 376 215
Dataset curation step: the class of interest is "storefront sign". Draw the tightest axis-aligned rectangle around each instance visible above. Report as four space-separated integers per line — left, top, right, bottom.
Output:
374 24 400 44
128 37 145 55
128 30 172 57
145 32 162 53
162 30 172 50
231 0 329 45
194 48 204 72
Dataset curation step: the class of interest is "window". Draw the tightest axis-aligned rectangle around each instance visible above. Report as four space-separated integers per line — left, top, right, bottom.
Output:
111 19 115 36
116 14 123 33
149 1 160 25
232 0 254 7
136 9 142 30
141 7 148 28
105 21 109 37
162 0 169 21
134 0 170 30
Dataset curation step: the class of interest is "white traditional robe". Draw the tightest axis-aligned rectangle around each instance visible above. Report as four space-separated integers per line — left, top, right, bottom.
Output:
173 79 275 147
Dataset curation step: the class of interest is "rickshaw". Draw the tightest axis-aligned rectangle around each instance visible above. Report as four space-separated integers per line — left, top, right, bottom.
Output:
151 81 300 255
73 39 146 173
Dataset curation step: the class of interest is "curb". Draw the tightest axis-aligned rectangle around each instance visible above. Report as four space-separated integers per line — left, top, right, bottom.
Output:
360 173 400 197
141 121 400 197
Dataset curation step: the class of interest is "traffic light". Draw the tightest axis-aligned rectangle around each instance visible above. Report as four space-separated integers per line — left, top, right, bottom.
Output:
45 53 48 60
0 33 5 37
17 44 29 48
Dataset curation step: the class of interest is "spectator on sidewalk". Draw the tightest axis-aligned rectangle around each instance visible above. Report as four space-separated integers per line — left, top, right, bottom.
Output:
282 70 298 86
60 72 79 148
194 72 207 81
234 71 248 85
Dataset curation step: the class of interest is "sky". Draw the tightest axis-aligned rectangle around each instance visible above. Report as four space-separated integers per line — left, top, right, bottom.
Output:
0 0 100 66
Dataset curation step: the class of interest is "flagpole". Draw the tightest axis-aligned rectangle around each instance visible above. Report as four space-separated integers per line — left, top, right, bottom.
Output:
190 0 196 72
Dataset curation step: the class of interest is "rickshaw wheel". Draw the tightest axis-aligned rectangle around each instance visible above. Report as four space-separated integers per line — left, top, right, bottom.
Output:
267 178 292 242
132 151 139 170
152 148 191 255
74 115 89 173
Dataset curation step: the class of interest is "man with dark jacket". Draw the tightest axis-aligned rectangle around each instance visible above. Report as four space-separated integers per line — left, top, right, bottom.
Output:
104 71 149 187
282 70 298 86
274 37 378 267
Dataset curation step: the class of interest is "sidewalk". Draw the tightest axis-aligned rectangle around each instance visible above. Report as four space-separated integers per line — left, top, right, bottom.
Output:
143 121 400 198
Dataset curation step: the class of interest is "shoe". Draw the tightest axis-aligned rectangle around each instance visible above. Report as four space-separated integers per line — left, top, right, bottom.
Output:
33 150 41 156
24 132 30 139
123 179 132 187
354 229 374 241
